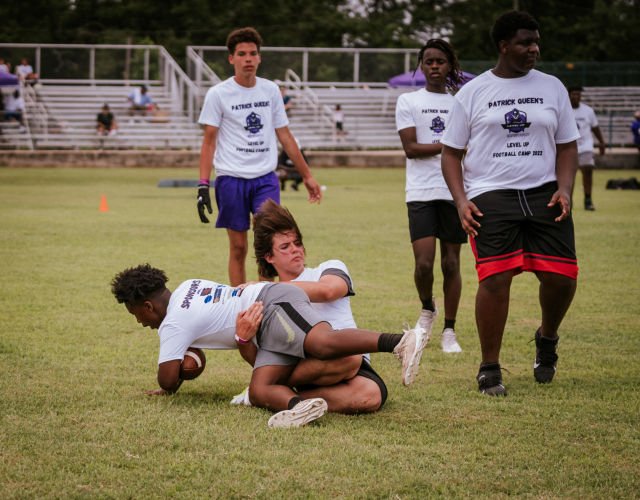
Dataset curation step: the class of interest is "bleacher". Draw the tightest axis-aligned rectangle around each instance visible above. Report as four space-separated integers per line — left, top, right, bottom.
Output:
284 85 409 149
21 84 202 150
582 87 640 147
1 42 639 152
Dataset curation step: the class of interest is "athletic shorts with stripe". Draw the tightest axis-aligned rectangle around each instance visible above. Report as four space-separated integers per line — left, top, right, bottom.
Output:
253 283 326 369
407 200 467 244
470 181 578 282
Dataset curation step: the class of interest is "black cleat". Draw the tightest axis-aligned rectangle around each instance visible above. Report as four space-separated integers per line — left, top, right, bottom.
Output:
477 363 507 396
534 328 559 383
584 198 596 211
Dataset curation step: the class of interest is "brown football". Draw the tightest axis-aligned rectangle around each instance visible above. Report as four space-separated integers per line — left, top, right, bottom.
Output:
180 347 206 380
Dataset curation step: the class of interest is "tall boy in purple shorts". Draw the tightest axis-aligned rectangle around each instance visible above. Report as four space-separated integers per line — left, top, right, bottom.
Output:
197 27 322 286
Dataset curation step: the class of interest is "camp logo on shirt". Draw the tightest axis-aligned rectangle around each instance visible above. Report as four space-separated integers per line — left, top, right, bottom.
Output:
244 111 264 134
430 116 445 134
501 108 531 134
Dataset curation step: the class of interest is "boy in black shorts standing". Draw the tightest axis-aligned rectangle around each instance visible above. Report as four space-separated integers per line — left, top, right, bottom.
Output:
441 11 579 396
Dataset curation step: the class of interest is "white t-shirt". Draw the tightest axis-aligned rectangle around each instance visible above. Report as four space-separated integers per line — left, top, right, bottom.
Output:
395 89 455 202
15 64 33 78
572 103 598 154
441 69 580 200
199 77 289 179
157 279 268 364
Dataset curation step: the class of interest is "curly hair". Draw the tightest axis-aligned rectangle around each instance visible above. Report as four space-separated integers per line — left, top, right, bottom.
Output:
226 27 263 54
491 11 539 50
415 39 463 92
111 264 168 305
253 199 303 279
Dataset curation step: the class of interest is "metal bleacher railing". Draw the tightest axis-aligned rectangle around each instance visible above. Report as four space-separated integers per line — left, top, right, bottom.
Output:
0 43 202 150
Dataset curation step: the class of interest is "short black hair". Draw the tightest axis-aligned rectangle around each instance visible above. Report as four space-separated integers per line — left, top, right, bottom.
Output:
491 11 539 50
226 27 263 54
567 85 584 93
111 264 168 305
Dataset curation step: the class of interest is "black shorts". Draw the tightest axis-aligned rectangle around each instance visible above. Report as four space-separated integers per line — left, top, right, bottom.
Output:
295 358 388 409
470 182 578 281
407 200 467 244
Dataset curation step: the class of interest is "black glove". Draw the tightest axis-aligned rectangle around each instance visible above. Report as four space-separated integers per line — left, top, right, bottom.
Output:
197 184 212 223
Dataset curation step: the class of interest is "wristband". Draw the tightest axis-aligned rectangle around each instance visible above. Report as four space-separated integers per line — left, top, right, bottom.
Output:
198 179 210 187
234 334 251 345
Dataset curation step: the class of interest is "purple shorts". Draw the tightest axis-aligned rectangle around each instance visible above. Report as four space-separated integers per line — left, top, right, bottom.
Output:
214 172 280 231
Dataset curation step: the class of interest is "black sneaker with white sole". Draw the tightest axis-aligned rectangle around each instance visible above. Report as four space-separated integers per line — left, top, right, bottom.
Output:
534 328 558 383
476 362 507 396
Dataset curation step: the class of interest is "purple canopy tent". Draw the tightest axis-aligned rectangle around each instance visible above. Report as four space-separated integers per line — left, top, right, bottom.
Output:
0 72 19 87
388 70 475 88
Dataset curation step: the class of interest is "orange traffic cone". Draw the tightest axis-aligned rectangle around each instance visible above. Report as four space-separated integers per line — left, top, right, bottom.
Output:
99 194 109 212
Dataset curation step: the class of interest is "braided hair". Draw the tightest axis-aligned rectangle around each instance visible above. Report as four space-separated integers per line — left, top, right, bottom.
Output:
415 39 463 93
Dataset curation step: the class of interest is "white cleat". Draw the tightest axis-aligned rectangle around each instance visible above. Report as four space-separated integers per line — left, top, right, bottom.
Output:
441 328 462 353
393 327 428 386
267 398 328 428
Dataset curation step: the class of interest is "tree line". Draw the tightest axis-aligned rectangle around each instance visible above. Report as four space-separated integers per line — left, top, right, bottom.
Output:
1 0 638 63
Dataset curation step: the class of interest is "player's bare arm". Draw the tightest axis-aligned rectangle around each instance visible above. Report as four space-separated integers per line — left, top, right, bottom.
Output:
398 127 443 159
287 274 349 303
147 359 182 396
276 127 322 203
442 144 483 236
550 140 578 221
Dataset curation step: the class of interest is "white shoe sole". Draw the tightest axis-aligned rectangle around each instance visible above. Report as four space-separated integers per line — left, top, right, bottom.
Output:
402 328 428 386
267 398 328 428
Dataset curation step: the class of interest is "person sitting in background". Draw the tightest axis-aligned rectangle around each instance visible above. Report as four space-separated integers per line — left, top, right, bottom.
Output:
3 89 26 132
276 139 305 191
0 57 11 73
632 111 640 153
15 58 38 84
280 86 294 114
127 85 153 116
96 104 117 136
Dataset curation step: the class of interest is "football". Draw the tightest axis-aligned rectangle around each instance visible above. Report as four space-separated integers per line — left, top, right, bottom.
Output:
180 347 206 380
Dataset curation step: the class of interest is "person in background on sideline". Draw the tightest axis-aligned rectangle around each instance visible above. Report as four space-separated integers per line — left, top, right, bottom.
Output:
196 27 321 286
441 10 579 396
395 39 466 354
631 111 640 153
568 85 606 211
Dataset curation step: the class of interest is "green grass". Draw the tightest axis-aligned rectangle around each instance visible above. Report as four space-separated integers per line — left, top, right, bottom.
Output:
1 166 639 498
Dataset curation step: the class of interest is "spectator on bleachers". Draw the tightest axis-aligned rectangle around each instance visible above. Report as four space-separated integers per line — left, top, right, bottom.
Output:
280 86 294 115
632 111 640 153
96 103 117 136
333 104 346 141
15 58 38 84
0 57 10 73
127 84 154 117
3 89 26 132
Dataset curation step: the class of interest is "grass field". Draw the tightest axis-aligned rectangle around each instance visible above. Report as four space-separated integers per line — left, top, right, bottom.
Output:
1 166 639 498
